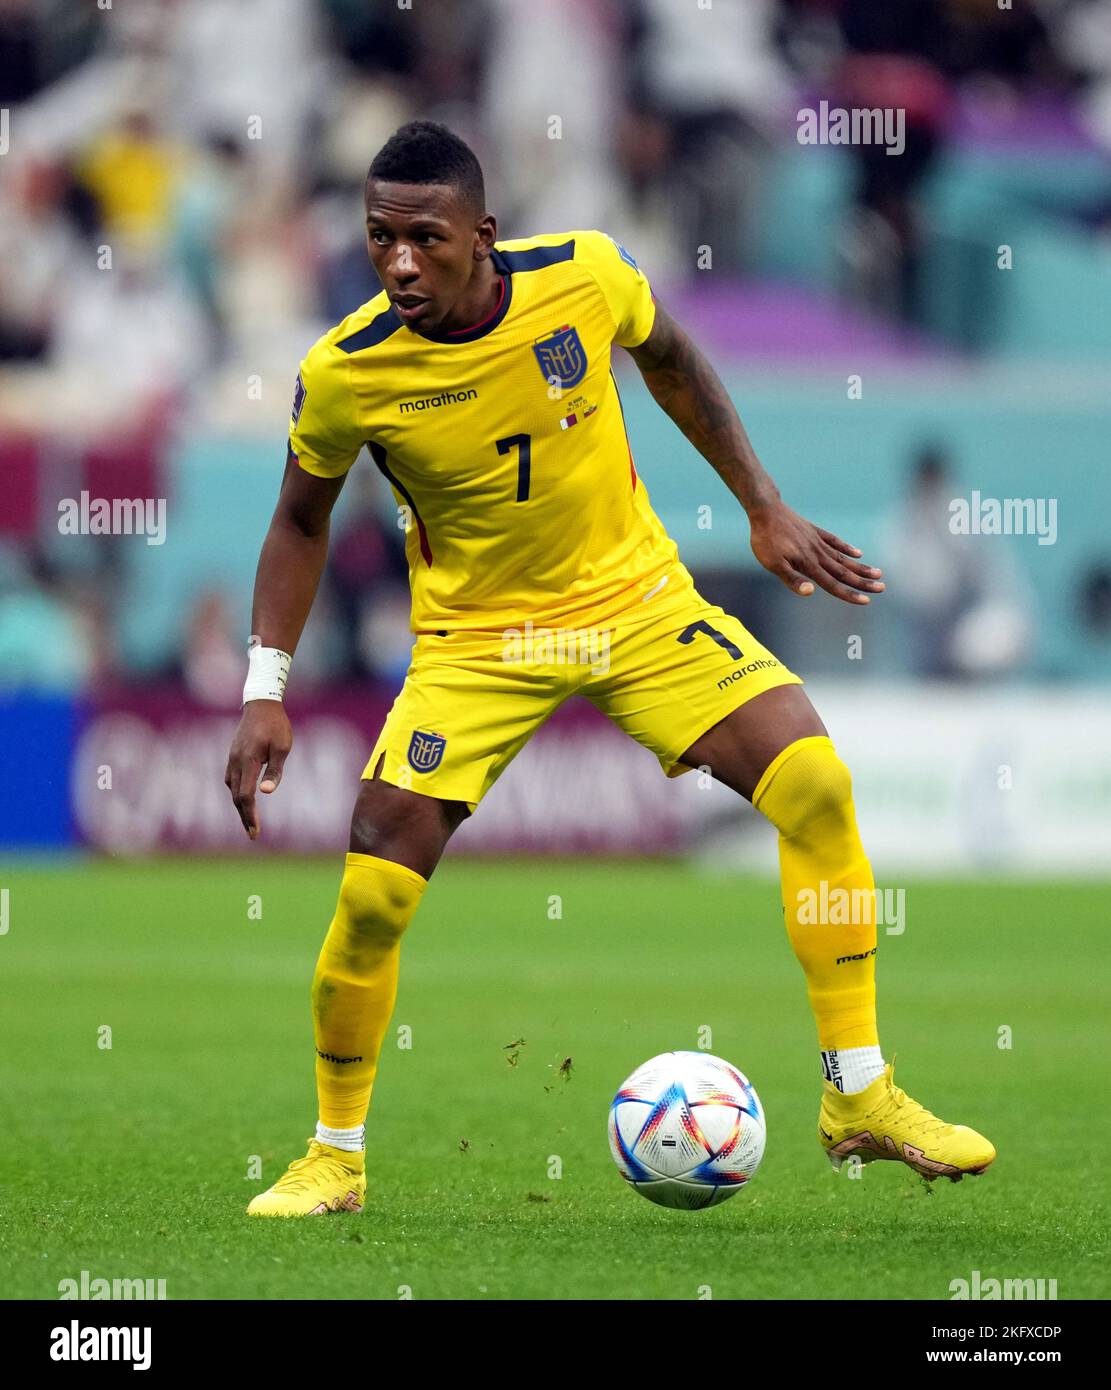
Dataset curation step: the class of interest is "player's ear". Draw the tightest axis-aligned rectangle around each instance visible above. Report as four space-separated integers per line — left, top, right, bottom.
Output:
473 213 497 260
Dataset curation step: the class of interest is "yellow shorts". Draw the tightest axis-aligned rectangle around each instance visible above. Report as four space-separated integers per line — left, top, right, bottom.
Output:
364 573 802 814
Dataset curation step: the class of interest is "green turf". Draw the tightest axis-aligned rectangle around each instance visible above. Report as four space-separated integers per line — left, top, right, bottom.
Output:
0 857 1106 1300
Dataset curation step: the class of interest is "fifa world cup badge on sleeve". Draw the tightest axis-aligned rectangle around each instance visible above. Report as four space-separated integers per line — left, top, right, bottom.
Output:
291 371 307 425
608 236 639 271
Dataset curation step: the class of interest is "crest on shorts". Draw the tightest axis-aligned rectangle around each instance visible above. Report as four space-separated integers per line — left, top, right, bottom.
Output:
291 371 307 424
407 729 446 772
533 325 587 390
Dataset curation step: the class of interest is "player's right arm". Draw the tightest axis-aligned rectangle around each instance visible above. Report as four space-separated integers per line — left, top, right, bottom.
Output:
225 453 346 839
225 344 364 839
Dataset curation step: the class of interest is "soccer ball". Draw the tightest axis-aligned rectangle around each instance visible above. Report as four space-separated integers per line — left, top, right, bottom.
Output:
608 1051 765 1209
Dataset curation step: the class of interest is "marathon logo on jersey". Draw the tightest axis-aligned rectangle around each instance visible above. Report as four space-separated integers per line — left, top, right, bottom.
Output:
291 371 307 425
407 729 446 772
399 387 478 413
534 325 588 390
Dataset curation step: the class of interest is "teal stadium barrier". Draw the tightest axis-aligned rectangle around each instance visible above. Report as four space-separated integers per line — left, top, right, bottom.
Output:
116 368 1110 686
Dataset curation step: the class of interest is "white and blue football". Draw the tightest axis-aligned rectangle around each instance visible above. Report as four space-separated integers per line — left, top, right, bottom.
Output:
608 1051 766 1209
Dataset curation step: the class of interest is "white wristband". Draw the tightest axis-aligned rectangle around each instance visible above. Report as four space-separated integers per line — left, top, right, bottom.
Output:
243 637 292 704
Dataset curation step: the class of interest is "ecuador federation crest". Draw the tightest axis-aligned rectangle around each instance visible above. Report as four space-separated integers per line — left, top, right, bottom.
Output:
407 729 446 772
533 324 588 390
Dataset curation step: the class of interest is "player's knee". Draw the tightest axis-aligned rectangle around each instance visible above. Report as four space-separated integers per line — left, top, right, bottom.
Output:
349 778 462 870
337 877 410 948
754 737 854 840
334 858 422 952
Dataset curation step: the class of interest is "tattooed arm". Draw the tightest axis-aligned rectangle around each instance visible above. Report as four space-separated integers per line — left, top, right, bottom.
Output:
625 302 884 605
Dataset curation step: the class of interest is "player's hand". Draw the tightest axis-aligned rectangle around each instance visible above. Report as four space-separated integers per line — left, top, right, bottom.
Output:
224 700 293 840
748 500 884 605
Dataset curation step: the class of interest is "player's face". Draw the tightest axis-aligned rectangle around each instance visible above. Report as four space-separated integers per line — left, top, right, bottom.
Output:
365 181 495 334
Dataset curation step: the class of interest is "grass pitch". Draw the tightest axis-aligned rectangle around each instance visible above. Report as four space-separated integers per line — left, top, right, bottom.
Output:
0 857 1106 1300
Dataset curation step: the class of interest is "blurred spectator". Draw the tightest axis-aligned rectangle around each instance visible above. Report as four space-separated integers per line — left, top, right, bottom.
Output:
885 443 1033 680
621 0 790 274
165 0 326 185
0 156 82 360
177 581 346 705
942 0 1069 90
0 0 100 105
0 0 42 104
0 542 96 691
182 590 245 707
169 132 248 356
75 109 186 251
482 0 630 240
1077 563 1111 640
834 0 955 324
50 245 214 415
322 0 490 111
314 187 384 328
780 0 1077 323
1061 0 1111 151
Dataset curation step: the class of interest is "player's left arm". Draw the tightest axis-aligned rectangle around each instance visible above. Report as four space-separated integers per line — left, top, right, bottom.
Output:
626 302 884 604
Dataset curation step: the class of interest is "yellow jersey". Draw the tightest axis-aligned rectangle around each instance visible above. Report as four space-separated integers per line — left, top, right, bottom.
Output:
288 229 694 634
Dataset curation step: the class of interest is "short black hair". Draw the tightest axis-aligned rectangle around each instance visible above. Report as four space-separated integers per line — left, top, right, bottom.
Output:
367 121 485 215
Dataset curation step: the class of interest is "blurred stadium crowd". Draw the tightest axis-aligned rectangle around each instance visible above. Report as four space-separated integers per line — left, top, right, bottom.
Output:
2 0 1110 699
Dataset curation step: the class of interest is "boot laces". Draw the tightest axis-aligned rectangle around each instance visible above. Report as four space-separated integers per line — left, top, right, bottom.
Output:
878 1075 951 1139
270 1145 351 1195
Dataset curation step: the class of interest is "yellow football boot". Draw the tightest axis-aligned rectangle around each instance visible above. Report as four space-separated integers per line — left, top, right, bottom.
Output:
246 1140 366 1216
819 1061 996 1182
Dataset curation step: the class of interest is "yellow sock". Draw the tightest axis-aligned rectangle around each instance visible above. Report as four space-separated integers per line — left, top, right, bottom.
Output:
312 851 428 1130
753 736 878 1050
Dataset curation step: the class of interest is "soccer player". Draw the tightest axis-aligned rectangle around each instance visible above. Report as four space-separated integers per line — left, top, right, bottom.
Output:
227 121 994 1216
